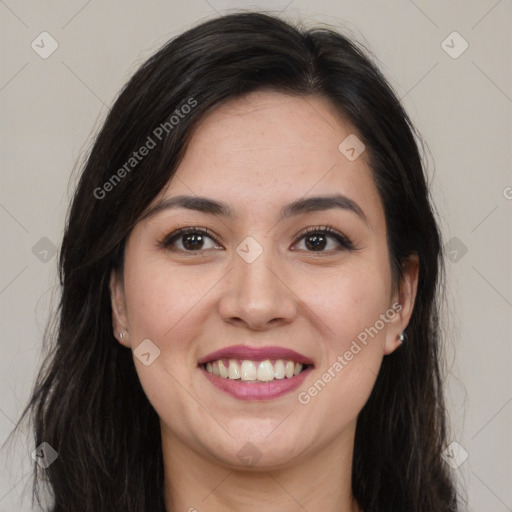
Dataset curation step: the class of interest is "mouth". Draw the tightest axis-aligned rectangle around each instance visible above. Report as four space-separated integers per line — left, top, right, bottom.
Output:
197 345 314 400
202 358 312 383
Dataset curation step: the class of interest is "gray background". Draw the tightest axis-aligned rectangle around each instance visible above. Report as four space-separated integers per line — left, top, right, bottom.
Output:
1 1 511 510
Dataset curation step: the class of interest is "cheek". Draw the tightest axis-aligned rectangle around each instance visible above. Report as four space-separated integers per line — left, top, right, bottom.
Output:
296 259 392 407
302 258 392 346
124 261 208 341
296 303 387 438
121 262 209 432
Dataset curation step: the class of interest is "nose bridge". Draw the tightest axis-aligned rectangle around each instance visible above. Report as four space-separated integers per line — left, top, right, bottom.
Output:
235 233 282 301
219 233 296 327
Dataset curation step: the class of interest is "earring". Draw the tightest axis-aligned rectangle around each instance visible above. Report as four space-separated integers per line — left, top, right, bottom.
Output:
119 332 124 339
399 332 406 343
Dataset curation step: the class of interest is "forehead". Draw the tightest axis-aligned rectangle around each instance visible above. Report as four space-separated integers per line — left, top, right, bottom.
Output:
154 91 383 226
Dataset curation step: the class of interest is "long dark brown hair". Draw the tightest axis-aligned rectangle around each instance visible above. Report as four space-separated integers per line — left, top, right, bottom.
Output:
13 11 458 511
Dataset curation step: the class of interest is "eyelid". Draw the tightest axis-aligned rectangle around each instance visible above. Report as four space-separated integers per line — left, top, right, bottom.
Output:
158 226 222 249
292 225 356 251
158 224 356 252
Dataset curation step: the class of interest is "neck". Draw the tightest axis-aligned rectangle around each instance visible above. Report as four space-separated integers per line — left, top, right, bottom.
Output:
161 421 361 512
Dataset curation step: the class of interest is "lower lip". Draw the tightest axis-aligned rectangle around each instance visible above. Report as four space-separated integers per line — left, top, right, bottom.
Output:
200 366 313 401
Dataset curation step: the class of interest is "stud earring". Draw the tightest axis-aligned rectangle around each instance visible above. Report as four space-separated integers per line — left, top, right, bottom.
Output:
399 332 406 343
119 332 124 339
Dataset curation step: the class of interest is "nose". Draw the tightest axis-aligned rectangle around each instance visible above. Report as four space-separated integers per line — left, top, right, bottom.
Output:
218 242 298 331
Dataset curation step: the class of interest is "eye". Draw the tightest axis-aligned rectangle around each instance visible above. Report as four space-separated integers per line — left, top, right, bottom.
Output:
158 224 356 254
292 225 355 253
158 227 222 252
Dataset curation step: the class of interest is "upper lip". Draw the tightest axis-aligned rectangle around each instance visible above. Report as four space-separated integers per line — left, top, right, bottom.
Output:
198 345 314 366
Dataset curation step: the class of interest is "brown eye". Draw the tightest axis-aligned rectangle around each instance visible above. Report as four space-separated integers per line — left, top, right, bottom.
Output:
293 226 355 253
160 227 222 252
303 232 330 251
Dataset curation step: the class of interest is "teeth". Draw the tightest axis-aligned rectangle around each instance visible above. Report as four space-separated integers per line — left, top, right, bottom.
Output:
218 360 229 378
274 360 285 379
285 361 294 378
240 360 257 381
205 359 305 382
257 360 274 382
228 359 240 379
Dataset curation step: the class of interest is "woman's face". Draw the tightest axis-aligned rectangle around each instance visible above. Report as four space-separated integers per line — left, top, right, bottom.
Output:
110 91 418 470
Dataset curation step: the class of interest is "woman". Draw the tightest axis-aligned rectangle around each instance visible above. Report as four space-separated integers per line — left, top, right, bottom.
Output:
18 11 458 512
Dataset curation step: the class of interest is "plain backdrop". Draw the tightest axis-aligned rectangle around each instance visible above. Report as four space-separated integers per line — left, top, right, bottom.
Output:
1 1 511 511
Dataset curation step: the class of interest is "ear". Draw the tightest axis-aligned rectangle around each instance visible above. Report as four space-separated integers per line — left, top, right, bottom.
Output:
383 253 419 355
109 269 130 347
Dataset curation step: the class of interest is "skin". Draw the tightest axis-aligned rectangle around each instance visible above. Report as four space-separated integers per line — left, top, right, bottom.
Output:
110 91 419 512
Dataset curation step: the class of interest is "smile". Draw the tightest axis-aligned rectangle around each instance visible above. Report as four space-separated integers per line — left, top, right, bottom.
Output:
198 344 314 400
204 359 309 382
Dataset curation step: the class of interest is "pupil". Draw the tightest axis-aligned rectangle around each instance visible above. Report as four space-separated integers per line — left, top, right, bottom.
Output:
183 233 203 250
306 234 326 251
181 233 327 251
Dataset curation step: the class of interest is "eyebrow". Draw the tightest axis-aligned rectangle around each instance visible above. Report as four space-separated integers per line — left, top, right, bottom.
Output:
141 193 368 225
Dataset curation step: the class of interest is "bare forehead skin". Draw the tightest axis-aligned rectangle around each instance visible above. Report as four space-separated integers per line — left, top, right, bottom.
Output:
153 91 383 235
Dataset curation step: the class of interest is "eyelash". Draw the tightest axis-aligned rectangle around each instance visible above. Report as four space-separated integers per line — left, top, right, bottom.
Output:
158 225 356 254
